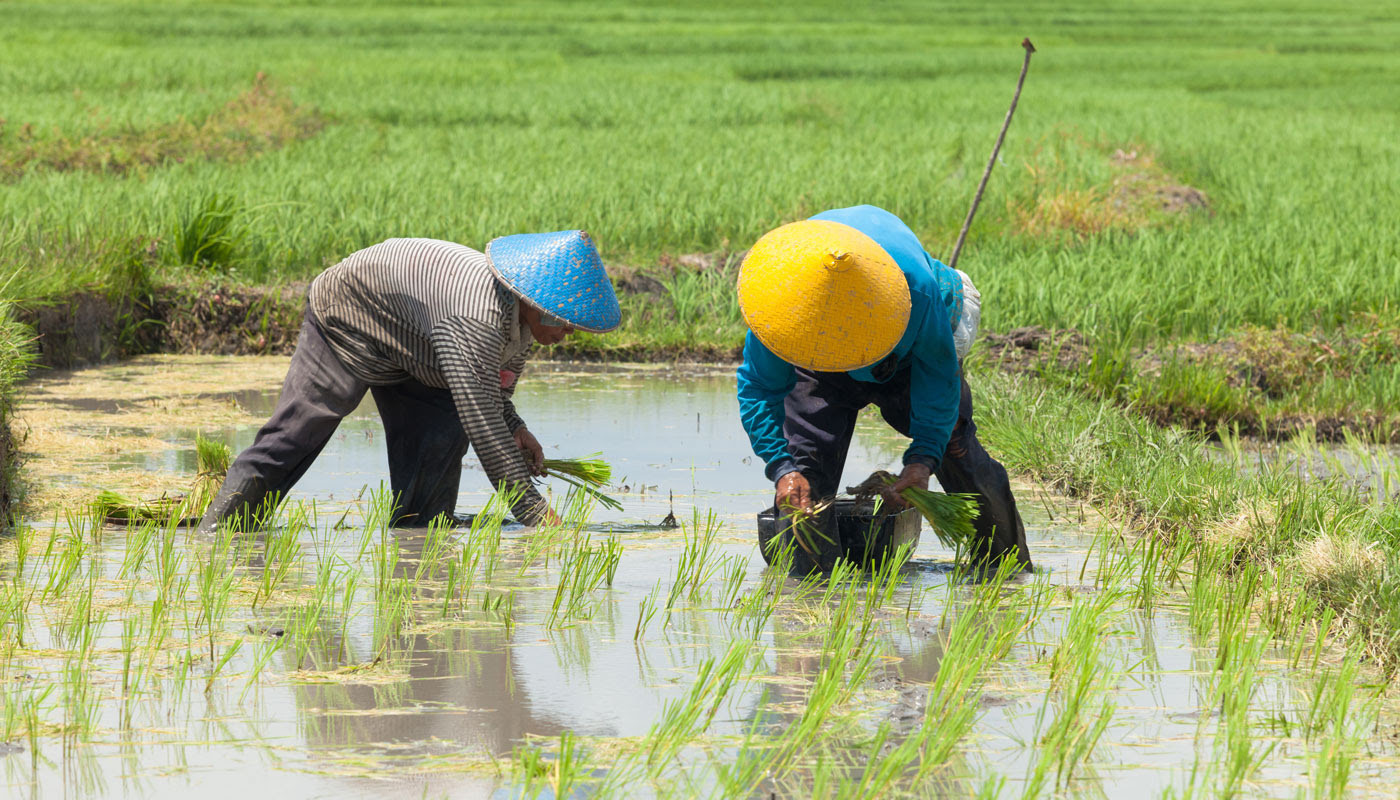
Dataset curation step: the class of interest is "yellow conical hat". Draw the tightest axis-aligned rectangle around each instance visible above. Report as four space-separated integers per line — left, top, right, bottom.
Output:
737 220 911 371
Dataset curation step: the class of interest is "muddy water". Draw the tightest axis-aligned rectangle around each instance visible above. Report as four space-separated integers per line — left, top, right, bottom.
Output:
6 358 1399 798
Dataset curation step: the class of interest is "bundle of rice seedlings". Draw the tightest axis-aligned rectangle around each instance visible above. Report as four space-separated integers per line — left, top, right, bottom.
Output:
185 434 232 518
895 486 980 550
196 435 232 477
780 497 837 562
849 470 980 550
92 435 233 526
92 490 183 525
541 455 622 512
542 457 611 487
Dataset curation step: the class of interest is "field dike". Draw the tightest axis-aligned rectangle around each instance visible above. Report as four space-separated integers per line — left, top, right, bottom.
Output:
12 258 757 370
0 303 35 532
16 284 308 369
983 320 1400 442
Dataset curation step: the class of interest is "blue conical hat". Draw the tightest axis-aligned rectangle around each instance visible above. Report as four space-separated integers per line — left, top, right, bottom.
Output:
485 230 622 333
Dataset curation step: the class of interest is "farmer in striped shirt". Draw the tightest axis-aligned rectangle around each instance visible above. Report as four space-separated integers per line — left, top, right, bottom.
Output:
198 232 621 531
735 205 1032 573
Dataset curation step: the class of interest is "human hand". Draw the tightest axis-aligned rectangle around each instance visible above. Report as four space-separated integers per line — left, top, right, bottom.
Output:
514 427 545 475
882 462 931 509
775 471 813 514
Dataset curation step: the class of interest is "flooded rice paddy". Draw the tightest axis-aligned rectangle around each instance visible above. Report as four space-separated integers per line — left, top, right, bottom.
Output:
1214 431 1400 502
5 356 1399 798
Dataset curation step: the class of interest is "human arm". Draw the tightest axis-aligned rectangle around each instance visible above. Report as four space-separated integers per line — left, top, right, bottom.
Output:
500 347 530 434
775 471 814 513
735 332 800 482
431 316 552 525
905 303 962 473
499 347 545 475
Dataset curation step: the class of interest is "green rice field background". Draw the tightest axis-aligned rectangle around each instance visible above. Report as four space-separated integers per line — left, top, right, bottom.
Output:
3 0 1398 341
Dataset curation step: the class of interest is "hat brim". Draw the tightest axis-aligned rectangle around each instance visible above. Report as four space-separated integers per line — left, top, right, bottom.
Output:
485 234 622 334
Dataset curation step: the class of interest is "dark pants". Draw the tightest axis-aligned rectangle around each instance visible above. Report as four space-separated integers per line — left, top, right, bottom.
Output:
783 367 1032 568
199 315 470 530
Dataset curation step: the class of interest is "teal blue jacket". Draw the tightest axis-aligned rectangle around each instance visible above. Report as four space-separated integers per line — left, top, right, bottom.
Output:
736 205 964 481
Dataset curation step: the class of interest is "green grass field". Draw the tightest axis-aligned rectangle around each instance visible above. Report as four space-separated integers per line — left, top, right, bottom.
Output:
3 2 1400 517
3 0 1397 333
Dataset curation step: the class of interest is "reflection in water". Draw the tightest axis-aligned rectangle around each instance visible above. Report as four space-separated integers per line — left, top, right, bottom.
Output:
294 625 569 757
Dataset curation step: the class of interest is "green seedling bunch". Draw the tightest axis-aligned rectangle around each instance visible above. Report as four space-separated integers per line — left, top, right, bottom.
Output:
542 456 611 487
634 579 663 641
187 434 232 518
90 435 233 526
251 517 304 609
643 638 756 772
1307 649 1376 800
669 508 724 611
542 455 622 512
91 490 182 525
728 540 798 641
13 354 1400 797
546 534 622 628
1024 585 1124 795
863 473 979 550
193 524 242 685
781 499 838 566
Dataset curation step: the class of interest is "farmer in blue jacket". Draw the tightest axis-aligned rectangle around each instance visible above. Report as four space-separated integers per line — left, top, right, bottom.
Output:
735 205 1031 572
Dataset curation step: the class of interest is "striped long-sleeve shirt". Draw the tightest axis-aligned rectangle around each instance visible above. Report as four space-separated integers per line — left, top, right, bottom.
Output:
307 238 546 524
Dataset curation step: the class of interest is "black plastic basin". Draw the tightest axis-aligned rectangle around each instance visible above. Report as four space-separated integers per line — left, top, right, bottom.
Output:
756 499 921 571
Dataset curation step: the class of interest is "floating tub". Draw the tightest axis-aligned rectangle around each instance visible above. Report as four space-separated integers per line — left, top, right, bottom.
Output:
756 499 921 570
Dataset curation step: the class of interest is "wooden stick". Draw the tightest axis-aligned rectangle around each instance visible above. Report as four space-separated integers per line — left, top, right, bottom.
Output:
948 38 1036 270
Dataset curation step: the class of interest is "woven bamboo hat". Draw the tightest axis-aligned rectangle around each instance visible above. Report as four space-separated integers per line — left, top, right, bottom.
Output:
486 230 621 333
737 220 910 371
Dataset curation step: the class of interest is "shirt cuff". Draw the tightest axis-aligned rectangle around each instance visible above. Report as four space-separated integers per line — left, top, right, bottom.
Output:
903 451 941 472
766 458 800 483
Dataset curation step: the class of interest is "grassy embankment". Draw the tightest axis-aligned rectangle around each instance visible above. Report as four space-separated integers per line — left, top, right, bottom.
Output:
0 308 35 530
975 366 1400 672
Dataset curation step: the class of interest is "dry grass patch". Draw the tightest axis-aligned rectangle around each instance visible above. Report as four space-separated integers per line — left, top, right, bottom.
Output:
0 73 325 180
1016 140 1211 239
1296 533 1386 605
1200 505 1278 561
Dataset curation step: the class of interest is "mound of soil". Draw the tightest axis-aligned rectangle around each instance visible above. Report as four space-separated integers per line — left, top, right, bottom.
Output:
147 283 306 356
17 284 307 369
980 326 1090 371
18 292 136 368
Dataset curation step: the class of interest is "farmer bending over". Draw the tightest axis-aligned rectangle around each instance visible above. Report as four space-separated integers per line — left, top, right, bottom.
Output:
735 205 1032 572
199 232 621 531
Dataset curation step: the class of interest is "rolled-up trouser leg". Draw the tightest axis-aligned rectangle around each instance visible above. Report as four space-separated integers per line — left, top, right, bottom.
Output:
371 380 469 527
870 373 1031 570
199 316 368 532
924 380 1032 570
